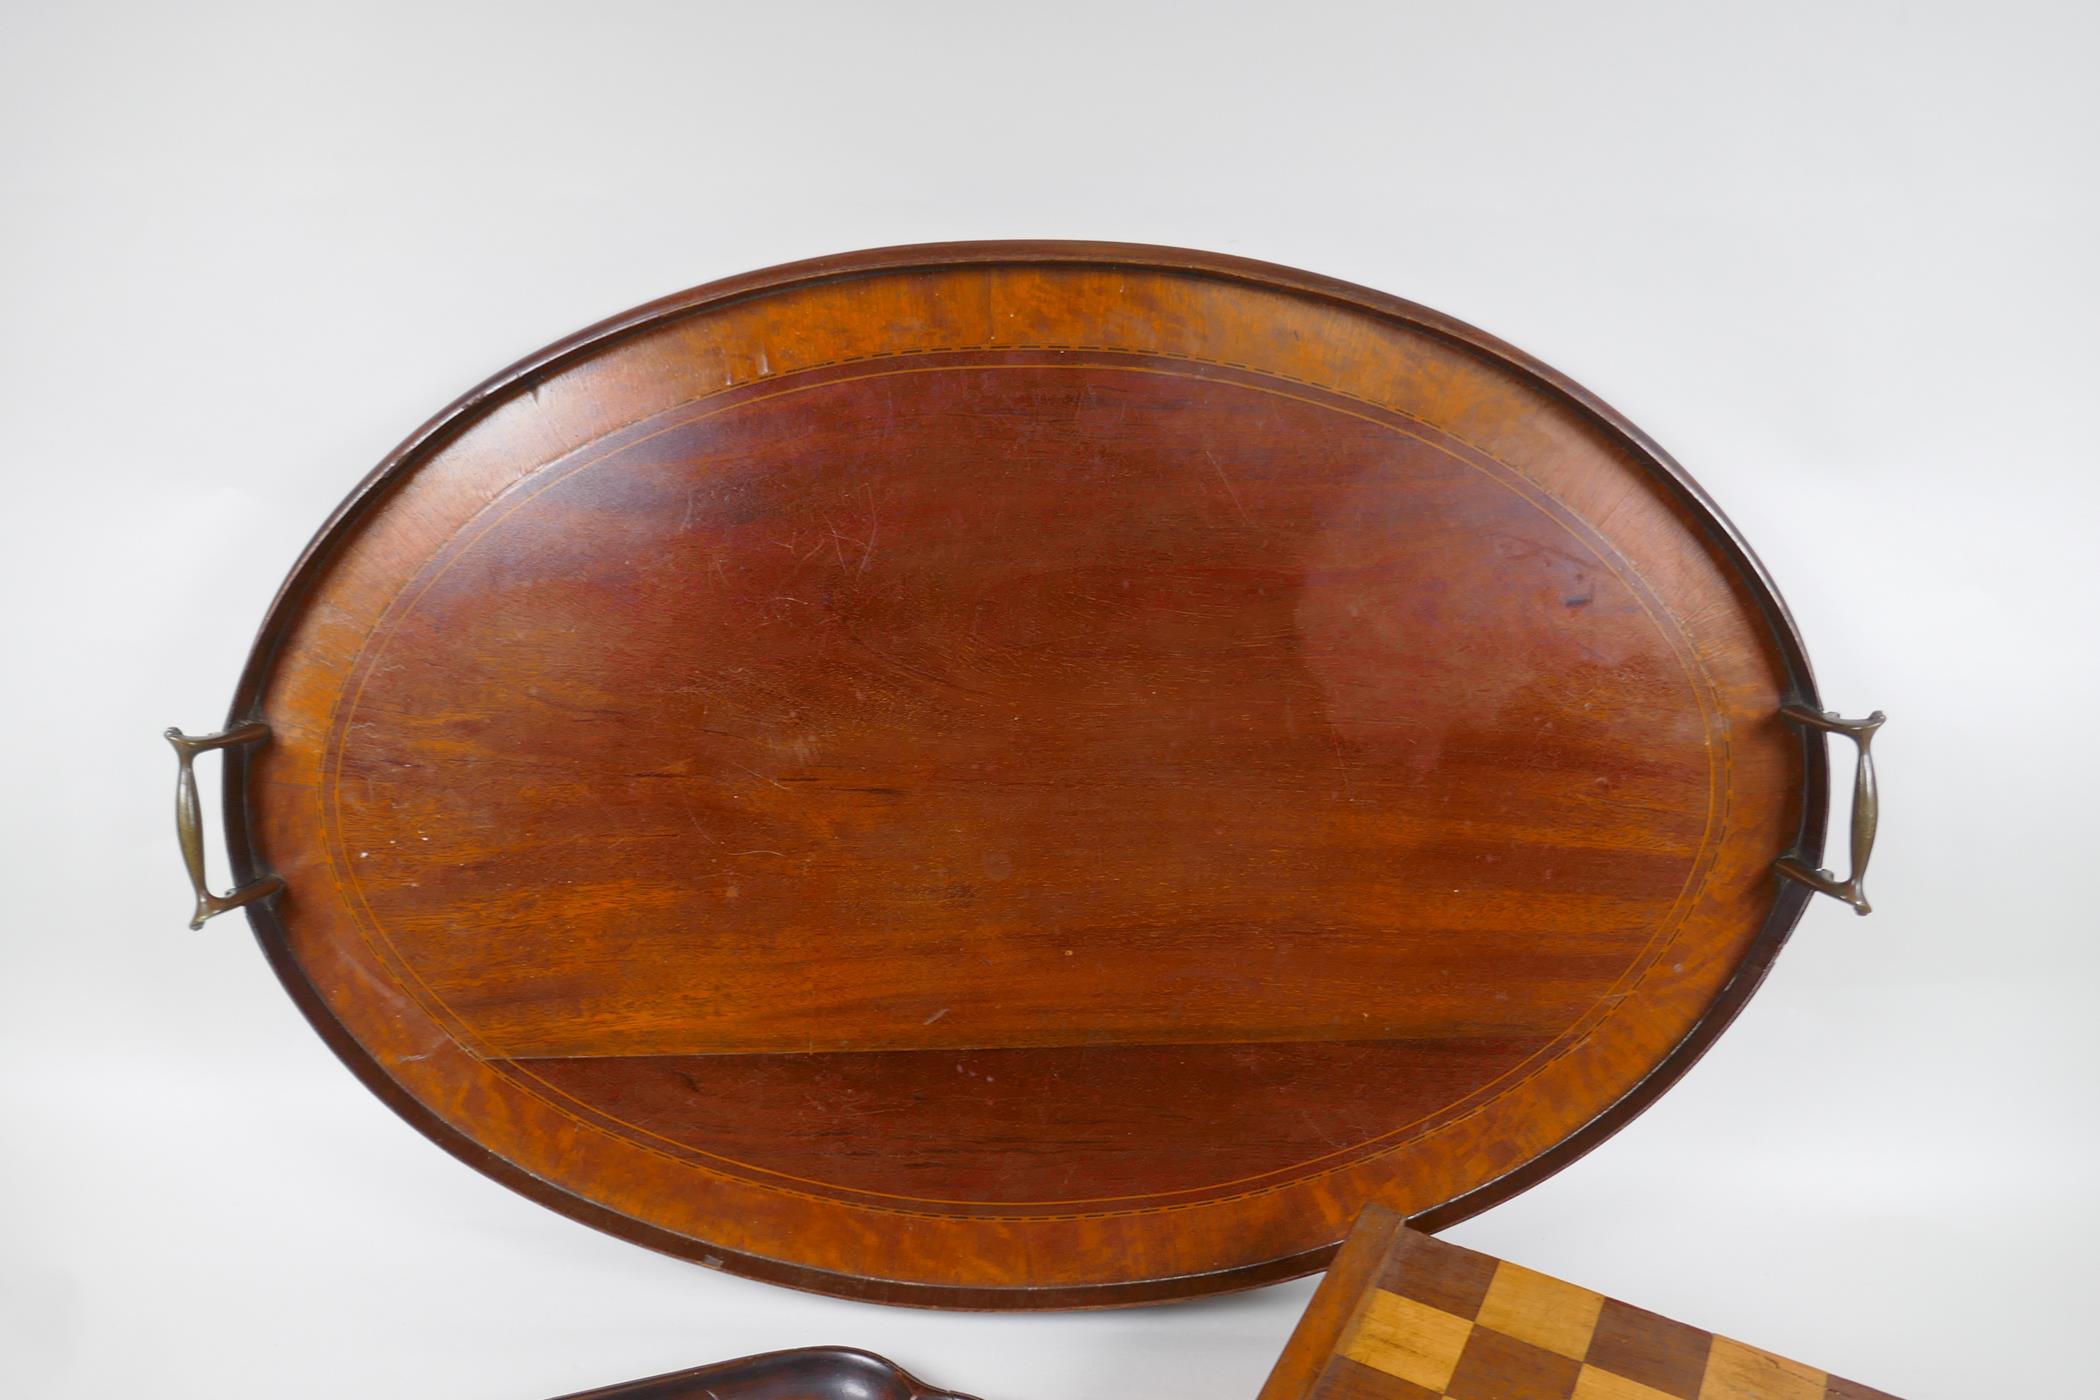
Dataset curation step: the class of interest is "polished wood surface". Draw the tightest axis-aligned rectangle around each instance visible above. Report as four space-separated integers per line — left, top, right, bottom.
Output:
221 243 1828 1307
544 1347 976 1400
1259 1206 1901 1400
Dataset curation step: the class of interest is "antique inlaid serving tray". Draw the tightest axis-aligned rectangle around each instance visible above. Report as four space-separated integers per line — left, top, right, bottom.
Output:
168 243 1879 1308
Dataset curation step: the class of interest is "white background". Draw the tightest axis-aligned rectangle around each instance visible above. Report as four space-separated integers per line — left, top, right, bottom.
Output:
4 3 2095 1395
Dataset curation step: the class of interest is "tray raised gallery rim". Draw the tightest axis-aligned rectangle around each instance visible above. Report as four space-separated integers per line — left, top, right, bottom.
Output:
192 243 1846 1309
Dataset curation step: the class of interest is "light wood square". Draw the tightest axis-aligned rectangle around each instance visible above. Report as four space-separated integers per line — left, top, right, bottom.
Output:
1573 1363 1685 1400
1476 1260 1606 1360
1699 1336 1827 1400
1341 1288 1475 1393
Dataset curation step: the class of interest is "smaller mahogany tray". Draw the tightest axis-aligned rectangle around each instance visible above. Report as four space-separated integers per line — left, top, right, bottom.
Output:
544 1347 977 1400
1259 1206 1901 1400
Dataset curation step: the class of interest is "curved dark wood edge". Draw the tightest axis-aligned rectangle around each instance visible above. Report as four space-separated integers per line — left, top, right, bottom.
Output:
540 1346 980 1400
215 241 1833 1309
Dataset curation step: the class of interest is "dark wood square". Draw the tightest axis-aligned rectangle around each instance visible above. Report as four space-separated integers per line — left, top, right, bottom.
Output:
1443 1325 1583 1399
1583 1296 1713 1397
1310 1356 1442 1400
1380 1229 1500 1321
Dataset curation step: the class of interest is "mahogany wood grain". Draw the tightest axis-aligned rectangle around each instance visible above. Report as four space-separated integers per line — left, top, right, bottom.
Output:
215 243 1830 1308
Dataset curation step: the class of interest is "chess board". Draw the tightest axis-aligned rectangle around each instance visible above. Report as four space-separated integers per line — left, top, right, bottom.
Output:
1259 1207 1899 1400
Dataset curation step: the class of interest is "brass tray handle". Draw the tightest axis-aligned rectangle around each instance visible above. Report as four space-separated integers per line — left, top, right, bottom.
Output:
1776 704 1884 916
166 722 285 929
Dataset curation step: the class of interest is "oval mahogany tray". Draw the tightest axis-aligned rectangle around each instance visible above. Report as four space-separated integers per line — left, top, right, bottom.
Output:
173 243 1877 1308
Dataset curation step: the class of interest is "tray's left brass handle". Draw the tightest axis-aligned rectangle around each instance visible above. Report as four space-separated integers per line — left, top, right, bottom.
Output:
1776 704 1884 916
166 722 285 929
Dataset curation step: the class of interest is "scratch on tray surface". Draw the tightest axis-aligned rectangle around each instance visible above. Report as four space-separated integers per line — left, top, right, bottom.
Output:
731 762 792 791
859 483 881 572
1206 448 1253 525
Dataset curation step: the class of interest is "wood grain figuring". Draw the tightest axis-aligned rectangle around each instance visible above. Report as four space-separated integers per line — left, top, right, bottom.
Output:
505 1038 1555 1204
336 359 1712 1060
220 243 1830 1307
1260 1207 1901 1400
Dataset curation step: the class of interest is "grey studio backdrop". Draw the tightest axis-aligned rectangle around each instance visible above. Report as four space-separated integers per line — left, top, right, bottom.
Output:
3 3 2095 1396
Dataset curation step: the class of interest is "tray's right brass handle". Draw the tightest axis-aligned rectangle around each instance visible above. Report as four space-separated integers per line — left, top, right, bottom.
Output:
166 722 285 929
1776 704 1884 916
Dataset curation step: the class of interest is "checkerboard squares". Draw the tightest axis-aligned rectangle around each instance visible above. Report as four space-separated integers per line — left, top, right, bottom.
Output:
1272 1215 1900 1400
1570 1364 1686 1400
1698 1337 1827 1400
1476 1260 1607 1361
1342 1288 1476 1392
